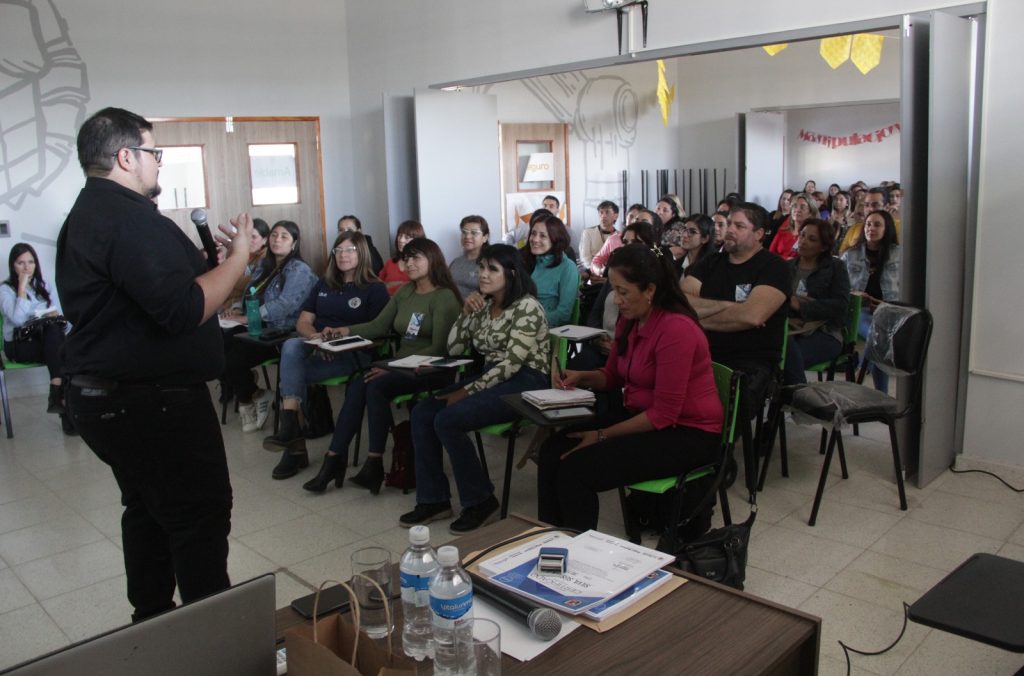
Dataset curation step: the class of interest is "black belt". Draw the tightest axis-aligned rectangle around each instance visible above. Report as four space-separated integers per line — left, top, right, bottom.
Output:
69 375 204 396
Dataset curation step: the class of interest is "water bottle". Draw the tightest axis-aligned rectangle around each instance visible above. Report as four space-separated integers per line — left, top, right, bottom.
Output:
244 287 262 337
400 525 439 660
429 545 474 676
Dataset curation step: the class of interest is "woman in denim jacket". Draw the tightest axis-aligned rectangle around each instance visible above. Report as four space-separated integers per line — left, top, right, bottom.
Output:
841 210 901 391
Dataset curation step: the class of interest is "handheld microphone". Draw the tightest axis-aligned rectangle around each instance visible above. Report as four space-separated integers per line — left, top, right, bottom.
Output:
469 573 562 641
190 208 220 269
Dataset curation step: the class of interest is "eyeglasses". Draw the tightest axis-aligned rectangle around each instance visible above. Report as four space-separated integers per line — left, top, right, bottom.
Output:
332 246 358 255
460 229 483 236
120 146 163 163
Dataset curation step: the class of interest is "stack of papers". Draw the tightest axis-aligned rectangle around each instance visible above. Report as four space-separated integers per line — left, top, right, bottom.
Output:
550 325 609 341
386 355 474 368
304 335 373 352
521 388 595 411
478 530 674 615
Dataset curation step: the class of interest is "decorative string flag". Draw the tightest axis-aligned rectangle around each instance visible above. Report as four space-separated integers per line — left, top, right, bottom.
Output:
798 123 900 149
764 34 885 74
656 59 675 127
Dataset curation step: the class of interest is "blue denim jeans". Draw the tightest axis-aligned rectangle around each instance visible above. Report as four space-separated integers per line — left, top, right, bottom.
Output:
327 369 452 458
859 309 889 392
278 337 369 402
410 366 548 509
783 331 842 385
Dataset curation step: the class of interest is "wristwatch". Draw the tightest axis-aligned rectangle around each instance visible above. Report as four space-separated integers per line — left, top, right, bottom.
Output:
597 428 607 443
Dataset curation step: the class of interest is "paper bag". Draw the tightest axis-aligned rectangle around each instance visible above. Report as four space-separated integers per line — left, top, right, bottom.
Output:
285 578 416 676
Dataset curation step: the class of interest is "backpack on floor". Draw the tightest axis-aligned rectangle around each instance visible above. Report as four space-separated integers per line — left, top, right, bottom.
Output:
384 420 415 493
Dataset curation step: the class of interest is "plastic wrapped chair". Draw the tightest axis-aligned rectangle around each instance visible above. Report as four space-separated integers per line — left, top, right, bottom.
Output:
784 304 933 525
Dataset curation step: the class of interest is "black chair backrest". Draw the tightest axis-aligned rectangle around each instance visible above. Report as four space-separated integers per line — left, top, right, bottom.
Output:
865 305 933 376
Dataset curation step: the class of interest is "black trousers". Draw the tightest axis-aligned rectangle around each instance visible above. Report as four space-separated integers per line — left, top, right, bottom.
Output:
223 336 278 402
5 323 65 379
537 410 720 532
66 380 232 622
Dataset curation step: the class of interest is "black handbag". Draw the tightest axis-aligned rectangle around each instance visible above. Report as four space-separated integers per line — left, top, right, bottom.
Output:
675 507 755 590
301 384 334 439
12 315 67 343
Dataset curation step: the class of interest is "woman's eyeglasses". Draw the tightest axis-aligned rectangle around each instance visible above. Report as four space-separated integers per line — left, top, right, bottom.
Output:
332 246 358 255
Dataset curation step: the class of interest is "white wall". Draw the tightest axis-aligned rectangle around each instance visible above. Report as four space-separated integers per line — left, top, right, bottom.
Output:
0 0 354 279
785 102 901 190
962 0 1024 469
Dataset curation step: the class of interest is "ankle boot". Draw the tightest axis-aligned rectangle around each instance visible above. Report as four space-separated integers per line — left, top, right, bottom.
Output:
263 410 304 452
61 413 78 436
271 447 309 480
348 456 385 495
47 384 64 414
302 453 347 493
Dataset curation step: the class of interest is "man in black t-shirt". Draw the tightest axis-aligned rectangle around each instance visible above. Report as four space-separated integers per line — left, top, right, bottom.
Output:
683 202 792 414
57 107 254 622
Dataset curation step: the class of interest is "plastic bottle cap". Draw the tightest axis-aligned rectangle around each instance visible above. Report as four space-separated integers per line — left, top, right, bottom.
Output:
437 545 459 566
409 525 430 545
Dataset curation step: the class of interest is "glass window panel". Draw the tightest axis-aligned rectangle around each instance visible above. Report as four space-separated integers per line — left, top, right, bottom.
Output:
156 146 206 210
249 143 299 205
517 141 554 191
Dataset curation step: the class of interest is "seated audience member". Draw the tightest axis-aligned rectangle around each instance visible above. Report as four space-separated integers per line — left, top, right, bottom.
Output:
804 179 817 194
838 187 902 256
0 243 73 432
624 202 645 227
827 183 841 200
224 220 316 432
842 209 901 392
768 189 795 245
537 244 723 531
887 182 902 221
449 215 490 299
827 191 853 251
263 231 389 479
380 220 425 295
676 214 717 277
579 200 619 273
542 194 561 219
682 203 791 418
711 211 728 251
222 217 270 312
770 192 817 260
304 238 461 494
337 215 384 273
783 219 851 385
524 215 580 327
403 244 550 532
571 221 658 371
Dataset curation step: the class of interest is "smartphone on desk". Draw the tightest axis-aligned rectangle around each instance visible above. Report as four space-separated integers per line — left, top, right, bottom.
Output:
325 336 366 347
290 584 351 619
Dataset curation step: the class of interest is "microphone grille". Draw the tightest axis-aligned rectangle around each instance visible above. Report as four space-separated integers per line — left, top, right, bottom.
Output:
190 208 208 226
528 608 562 641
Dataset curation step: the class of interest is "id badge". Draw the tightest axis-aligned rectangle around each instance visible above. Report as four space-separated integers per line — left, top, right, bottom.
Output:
405 312 425 339
735 284 752 302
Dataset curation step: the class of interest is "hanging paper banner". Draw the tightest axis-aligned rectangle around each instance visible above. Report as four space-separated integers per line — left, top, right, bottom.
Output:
798 124 901 149
656 59 676 127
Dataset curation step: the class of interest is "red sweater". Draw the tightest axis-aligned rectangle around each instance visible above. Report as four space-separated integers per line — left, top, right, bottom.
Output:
599 308 723 433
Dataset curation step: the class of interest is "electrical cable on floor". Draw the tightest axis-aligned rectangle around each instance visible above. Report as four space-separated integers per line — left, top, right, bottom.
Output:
949 462 1024 493
839 602 910 676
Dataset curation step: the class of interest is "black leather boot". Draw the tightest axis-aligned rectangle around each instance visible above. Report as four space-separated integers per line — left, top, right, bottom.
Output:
271 447 309 480
348 455 385 495
263 409 304 451
47 383 64 414
302 453 347 493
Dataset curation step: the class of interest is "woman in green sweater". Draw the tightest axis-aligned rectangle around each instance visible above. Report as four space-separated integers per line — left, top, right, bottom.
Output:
302 238 462 493
401 244 550 533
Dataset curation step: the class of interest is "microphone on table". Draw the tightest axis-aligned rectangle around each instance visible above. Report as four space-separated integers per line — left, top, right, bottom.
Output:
469 573 562 641
190 208 220 269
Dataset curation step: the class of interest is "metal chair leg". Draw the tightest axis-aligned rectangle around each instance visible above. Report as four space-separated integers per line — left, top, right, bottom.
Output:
809 426 840 526
617 487 642 544
474 431 490 483
888 422 908 510
0 371 12 439
836 428 849 479
499 424 519 519
718 486 733 526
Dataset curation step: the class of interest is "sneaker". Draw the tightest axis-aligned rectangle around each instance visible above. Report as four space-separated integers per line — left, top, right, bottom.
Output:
253 389 275 431
449 495 500 535
239 402 258 433
399 502 453 528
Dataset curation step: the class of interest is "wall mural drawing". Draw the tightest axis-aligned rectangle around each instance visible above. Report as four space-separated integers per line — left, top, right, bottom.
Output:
1 0 90 209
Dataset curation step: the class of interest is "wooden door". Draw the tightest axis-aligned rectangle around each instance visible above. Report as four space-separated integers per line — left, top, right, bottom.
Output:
499 123 569 243
150 118 326 274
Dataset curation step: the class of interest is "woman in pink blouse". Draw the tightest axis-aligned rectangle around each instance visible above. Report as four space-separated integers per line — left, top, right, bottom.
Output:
537 243 724 531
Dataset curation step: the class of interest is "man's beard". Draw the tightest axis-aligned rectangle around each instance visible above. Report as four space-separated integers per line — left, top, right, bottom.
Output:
147 183 162 200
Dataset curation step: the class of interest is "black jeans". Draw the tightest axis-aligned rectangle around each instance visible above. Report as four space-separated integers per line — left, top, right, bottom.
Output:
223 336 278 402
66 379 233 622
5 322 65 379
537 410 720 532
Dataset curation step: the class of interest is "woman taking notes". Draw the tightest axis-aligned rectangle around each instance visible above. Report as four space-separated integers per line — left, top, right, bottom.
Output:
302 238 461 494
263 231 389 479
537 244 723 531
403 244 550 533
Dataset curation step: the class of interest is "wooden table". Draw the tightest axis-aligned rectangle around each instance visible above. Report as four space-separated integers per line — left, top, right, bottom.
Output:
277 515 820 675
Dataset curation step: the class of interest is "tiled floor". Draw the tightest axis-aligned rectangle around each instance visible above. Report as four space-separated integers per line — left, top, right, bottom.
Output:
0 371 1022 674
